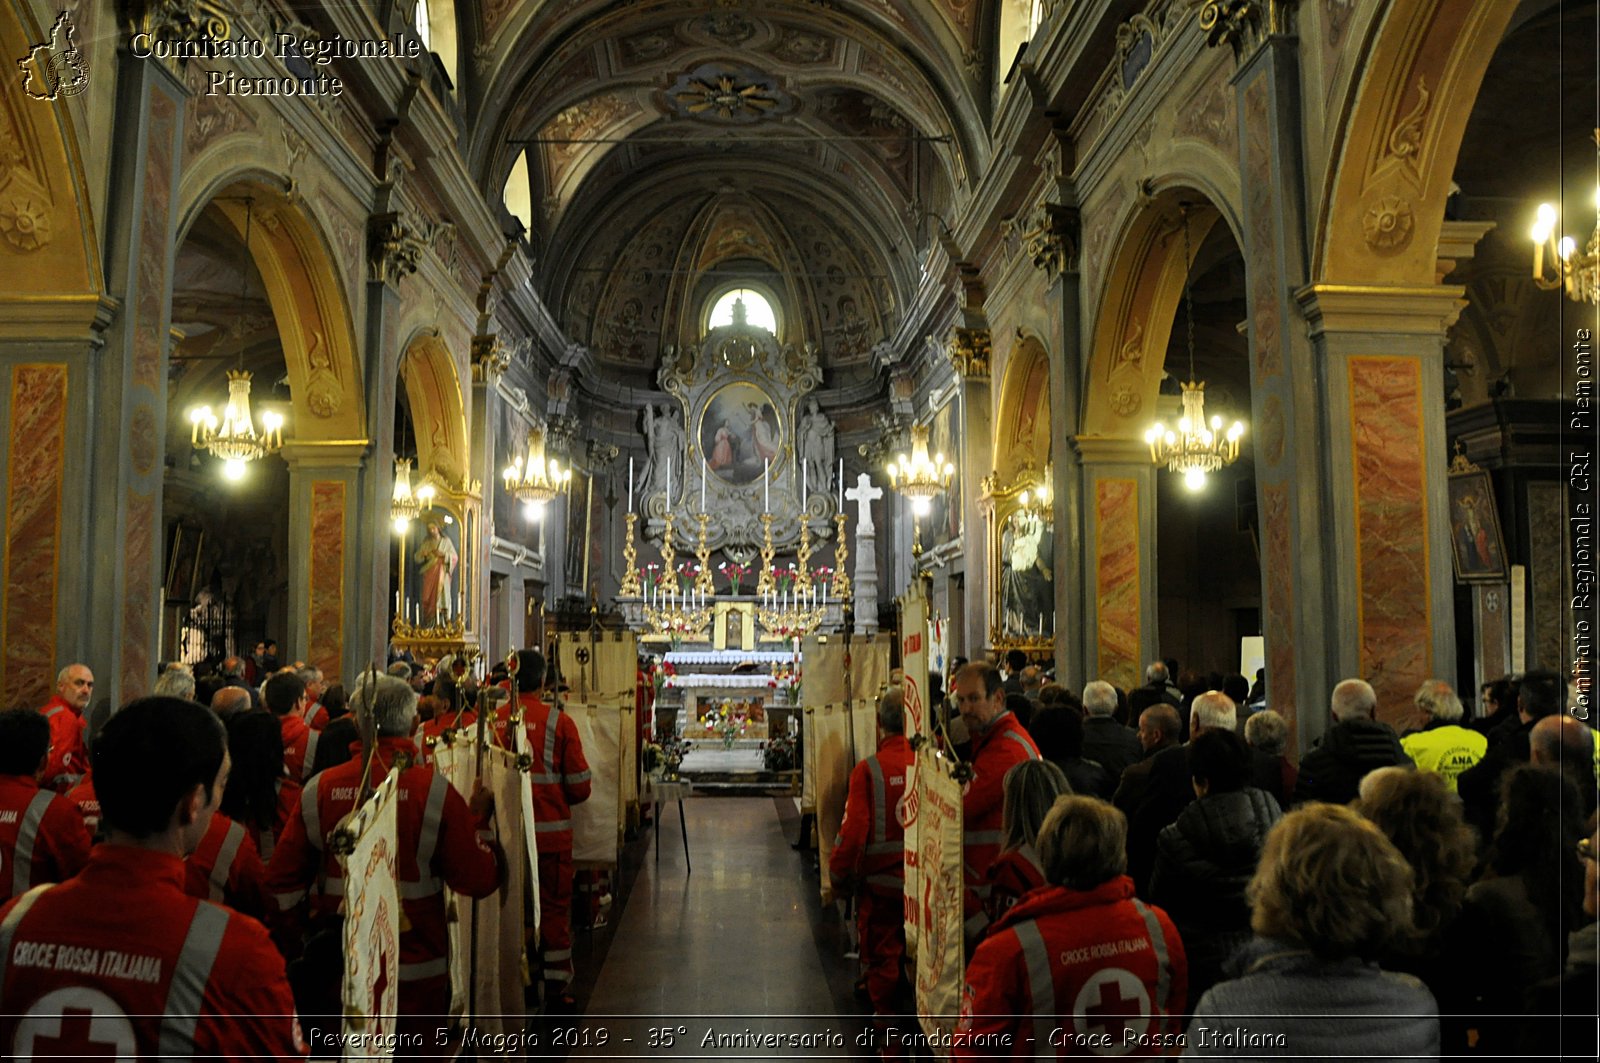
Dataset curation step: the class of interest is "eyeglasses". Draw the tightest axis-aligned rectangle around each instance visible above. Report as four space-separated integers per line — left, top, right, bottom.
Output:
1579 837 1597 864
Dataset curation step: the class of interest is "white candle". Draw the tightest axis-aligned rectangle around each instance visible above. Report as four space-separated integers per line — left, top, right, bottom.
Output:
1039 613 1044 636
802 463 808 506
838 459 844 509
666 457 672 504
764 459 770 511
394 590 400 616
628 457 634 513
701 457 707 511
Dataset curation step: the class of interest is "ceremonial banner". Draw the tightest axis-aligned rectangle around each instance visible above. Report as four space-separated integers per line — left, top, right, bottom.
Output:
850 699 878 774
433 742 537 1033
850 633 894 702
566 697 624 865
801 636 847 816
339 772 401 1059
814 700 854 903
910 747 964 1052
558 631 639 698
901 580 930 739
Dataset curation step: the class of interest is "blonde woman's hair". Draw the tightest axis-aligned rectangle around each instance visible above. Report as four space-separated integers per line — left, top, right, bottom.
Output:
1037 795 1126 891
1001 759 1071 851
1248 803 1415 960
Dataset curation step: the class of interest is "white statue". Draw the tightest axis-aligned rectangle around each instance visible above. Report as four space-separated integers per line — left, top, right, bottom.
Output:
798 399 835 502
641 404 685 503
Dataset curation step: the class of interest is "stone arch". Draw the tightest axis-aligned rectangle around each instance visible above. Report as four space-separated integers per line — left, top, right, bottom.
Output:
1316 0 1516 285
994 333 1052 481
1081 191 1228 438
398 331 471 488
178 177 365 442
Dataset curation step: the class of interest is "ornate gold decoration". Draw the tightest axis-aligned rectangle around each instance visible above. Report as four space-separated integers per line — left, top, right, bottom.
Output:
471 335 511 382
831 512 852 604
1109 386 1141 417
944 326 991 379
1532 147 1600 304
1363 195 1415 252
1005 204 1080 276
669 71 782 121
620 512 642 596
1386 76 1431 164
0 197 51 252
694 513 716 597
127 0 230 44
1195 0 1292 59
369 214 424 286
1448 438 1483 474
795 518 813 595
756 513 776 595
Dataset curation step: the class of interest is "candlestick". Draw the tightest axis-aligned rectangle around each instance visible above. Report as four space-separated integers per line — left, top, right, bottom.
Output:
659 512 678 599
832 511 852 604
756 512 776 595
628 457 634 513
619 511 641 595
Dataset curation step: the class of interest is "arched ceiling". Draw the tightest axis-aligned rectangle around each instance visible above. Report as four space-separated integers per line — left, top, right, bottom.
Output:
468 0 995 377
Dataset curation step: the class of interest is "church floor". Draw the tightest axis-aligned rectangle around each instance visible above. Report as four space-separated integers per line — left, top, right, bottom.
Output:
563 795 877 1060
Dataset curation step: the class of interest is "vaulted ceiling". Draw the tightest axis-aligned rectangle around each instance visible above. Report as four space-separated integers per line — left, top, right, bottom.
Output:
467 0 1001 377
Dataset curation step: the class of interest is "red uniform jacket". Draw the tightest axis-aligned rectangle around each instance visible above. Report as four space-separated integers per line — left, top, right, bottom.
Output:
955 876 1187 1059
497 694 591 853
982 842 1047 930
278 714 319 782
304 702 329 731
35 696 86 793
264 737 503 1007
829 735 914 899
0 845 305 1059
962 711 1040 933
0 775 91 904
184 812 270 920
418 708 479 765
64 774 100 838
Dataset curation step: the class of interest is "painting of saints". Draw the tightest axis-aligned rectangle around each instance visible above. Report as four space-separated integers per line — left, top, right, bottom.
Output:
1448 471 1507 581
699 383 784 485
415 518 459 622
710 423 737 471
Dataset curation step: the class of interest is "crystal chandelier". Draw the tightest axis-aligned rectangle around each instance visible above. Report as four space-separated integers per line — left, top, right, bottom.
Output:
502 425 571 520
1144 207 1244 492
1531 154 1600 304
390 458 436 533
885 423 955 516
187 200 285 482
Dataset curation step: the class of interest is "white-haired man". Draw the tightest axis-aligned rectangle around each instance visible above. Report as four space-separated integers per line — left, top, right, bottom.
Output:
1291 678 1411 806
1081 680 1142 776
36 664 93 792
1399 679 1487 792
1126 691 1239 893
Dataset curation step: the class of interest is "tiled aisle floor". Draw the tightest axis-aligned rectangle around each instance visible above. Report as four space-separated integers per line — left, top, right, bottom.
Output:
569 796 874 1060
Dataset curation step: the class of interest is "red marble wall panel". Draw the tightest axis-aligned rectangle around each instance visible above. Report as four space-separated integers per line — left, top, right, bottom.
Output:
1261 481 1297 754
1095 479 1141 692
2 366 68 707
309 481 346 679
1243 76 1282 382
130 90 176 396
121 487 156 697
1349 357 1431 721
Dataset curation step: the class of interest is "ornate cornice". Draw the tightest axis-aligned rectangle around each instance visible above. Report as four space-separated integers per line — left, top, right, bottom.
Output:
1195 0 1297 60
944 326 992 380
1002 203 1081 277
470 334 511 383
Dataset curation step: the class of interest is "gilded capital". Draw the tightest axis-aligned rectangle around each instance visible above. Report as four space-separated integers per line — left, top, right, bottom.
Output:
368 213 424 287
471 335 510 382
1195 0 1295 60
944 326 992 379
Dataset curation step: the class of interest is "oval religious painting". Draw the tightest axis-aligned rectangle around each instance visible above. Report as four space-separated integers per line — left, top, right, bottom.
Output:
699 382 783 486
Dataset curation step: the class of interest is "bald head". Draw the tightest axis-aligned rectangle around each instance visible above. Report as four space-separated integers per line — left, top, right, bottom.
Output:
1138 704 1182 751
1331 679 1377 722
1189 691 1236 737
1530 714 1594 768
210 685 252 717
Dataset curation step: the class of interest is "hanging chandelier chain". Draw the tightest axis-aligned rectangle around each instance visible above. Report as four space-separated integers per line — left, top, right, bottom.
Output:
1181 205 1196 381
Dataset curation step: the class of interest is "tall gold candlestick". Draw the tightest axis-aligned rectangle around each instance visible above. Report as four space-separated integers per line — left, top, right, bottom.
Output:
795 517 814 593
832 511 851 603
660 512 679 596
756 512 776 595
620 511 642 596
694 513 716 597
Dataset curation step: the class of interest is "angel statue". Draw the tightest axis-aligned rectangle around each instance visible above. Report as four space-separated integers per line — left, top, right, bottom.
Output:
798 399 835 501
642 404 685 504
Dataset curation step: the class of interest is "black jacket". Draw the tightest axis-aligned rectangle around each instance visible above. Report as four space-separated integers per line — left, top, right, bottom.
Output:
1082 716 1143 777
1457 719 1535 838
1291 718 1410 805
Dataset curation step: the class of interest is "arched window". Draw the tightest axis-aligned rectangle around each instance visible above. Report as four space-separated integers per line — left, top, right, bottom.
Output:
414 0 432 50
708 288 777 334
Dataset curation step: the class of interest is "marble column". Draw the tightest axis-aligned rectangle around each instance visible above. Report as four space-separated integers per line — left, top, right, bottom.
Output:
947 328 992 657
469 341 505 650
1295 286 1464 724
1072 439 1158 692
281 443 368 681
76 48 188 707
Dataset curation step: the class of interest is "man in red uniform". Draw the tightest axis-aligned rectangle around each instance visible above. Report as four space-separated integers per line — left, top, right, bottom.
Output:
0 695 305 1058
829 688 914 1051
954 795 1186 1060
953 661 1040 951
184 810 270 920
0 710 91 903
266 673 503 1038
296 667 328 729
501 648 590 1009
35 664 92 792
264 671 320 782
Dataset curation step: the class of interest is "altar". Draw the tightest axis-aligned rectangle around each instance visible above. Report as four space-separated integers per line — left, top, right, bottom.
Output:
655 648 799 743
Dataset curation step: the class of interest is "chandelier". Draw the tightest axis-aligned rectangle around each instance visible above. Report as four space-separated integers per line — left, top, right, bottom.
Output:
390 458 436 533
885 423 955 516
1144 206 1244 492
502 425 571 520
1017 465 1052 517
187 199 284 482
1532 159 1600 304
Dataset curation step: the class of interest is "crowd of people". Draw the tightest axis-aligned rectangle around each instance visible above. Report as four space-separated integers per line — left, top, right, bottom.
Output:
827 654 1599 1059
0 647 592 1057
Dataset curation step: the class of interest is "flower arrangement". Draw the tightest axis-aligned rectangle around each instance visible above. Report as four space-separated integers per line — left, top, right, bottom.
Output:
772 564 798 596
653 730 692 779
763 734 798 772
719 561 750 595
706 699 750 750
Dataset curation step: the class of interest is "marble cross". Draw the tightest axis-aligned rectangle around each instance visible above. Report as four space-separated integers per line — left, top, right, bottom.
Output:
845 473 883 534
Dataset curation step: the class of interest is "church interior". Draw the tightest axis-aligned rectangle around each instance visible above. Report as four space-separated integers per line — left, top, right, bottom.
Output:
1 0 1598 1057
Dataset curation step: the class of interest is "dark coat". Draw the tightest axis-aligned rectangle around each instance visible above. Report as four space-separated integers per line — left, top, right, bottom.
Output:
1148 787 1282 999
1457 718 1534 838
1126 743 1197 893
1081 715 1143 777
1291 718 1410 806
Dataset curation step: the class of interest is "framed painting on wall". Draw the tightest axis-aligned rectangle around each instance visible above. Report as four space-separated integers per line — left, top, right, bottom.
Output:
1447 468 1508 583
